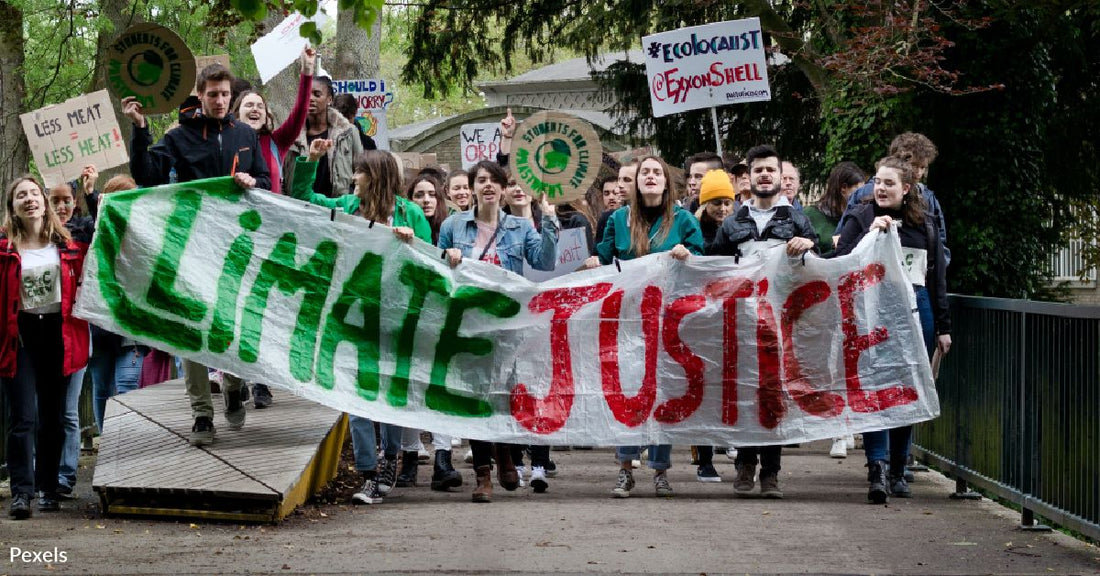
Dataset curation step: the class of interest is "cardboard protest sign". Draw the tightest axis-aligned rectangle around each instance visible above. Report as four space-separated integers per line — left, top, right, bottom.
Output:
643 18 771 117
20 90 129 189
460 123 502 169
104 23 196 115
191 55 231 96
76 177 940 446
523 227 589 282
513 112 602 205
252 11 328 84
332 79 393 150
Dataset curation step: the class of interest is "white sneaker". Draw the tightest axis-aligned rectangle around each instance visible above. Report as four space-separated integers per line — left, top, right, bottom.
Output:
516 463 528 488
530 466 548 493
849 434 859 450
463 449 474 464
451 437 462 448
726 448 738 460
829 438 848 458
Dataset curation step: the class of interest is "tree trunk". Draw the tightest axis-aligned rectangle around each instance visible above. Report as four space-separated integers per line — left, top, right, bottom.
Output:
0 1 29 187
332 11 381 79
87 0 135 188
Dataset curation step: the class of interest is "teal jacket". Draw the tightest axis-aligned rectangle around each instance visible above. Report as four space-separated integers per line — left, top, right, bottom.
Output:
289 157 432 243
596 205 704 264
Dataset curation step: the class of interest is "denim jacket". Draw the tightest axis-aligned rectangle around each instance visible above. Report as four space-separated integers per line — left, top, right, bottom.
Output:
438 208 559 275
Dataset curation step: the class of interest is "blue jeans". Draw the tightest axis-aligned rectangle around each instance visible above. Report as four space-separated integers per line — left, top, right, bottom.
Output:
58 367 86 490
864 286 935 467
349 416 403 472
90 347 144 433
616 445 672 471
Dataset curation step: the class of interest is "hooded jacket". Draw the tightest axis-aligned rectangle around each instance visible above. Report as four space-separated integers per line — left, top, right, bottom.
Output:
129 104 271 190
282 107 363 197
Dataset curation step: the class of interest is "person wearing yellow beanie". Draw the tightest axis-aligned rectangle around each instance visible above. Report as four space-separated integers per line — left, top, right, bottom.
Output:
696 169 738 251
698 169 736 205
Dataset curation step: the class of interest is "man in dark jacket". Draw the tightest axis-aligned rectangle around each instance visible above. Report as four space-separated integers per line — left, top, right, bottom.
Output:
122 63 268 446
710 144 818 500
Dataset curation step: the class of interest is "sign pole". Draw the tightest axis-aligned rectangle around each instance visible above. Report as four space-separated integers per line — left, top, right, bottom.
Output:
710 107 723 156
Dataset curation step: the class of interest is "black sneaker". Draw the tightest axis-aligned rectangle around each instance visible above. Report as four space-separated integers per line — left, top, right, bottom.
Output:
224 388 246 431
352 474 383 505
56 483 75 498
377 457 398 495
696 463 722 483
190 416 216 446
252 383 273 409
9 493 32 519
889 474 912 498
544 458 558 478
38 493 61 512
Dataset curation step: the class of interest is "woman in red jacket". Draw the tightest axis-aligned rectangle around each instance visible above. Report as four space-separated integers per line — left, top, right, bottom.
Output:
1 176 90 519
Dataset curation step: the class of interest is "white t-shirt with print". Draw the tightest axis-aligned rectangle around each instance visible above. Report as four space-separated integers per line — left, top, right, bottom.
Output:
19 245 62 313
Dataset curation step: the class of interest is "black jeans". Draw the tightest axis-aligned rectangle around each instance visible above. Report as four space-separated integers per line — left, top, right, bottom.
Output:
734 445 782 477
2 312 67 497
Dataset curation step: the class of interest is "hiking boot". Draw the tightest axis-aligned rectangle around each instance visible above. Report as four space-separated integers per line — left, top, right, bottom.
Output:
654 472 673 497
697 463 722 483
431 450 463 491
9 493 32 519
759 473 783 499
530 465 549 493
377 457 398 494
889 474 912 498
224 388 246 431
472 465 493 503
612 468 635 498
830 438 848 458
190 416 215 446
867 460 889 504
734 463 756 495
352 474 383 505
252 383 273 409
37 493 61 512
396 451 419 487
494 444 519 491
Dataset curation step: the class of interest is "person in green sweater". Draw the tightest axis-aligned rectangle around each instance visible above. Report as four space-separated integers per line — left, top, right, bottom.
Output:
288 140 433 505
804 161 865 256
583 155 704 499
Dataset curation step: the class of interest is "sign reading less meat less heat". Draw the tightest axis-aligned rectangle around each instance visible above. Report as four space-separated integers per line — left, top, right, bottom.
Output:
513 112 602 205
105 24 196 115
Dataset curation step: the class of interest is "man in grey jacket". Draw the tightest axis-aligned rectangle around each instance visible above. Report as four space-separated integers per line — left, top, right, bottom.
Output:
284 75 363 197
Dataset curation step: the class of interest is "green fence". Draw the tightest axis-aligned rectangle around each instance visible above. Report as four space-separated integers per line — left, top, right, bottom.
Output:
913 295 1100 541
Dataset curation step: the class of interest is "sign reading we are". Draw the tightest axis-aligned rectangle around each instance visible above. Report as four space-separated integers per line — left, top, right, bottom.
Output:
75 178 939 446
20 90 129 189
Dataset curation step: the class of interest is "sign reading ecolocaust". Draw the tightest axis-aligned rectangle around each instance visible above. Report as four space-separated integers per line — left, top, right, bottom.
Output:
643 18 771 117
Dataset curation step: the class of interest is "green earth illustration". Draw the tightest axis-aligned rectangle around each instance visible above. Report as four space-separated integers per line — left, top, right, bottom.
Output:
535 139 571 174
128 50 165 87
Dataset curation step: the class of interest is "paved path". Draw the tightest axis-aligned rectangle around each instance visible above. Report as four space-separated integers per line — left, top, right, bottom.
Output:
3 442 1098 575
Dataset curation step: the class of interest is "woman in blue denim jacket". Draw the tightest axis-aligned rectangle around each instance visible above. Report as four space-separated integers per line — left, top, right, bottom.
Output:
438 159 559 502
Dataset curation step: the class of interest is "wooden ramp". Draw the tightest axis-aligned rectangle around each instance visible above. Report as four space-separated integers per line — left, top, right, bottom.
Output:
92 379 347 523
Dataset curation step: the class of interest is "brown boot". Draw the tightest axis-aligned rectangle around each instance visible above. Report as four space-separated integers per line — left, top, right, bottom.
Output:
472 465 493 503
494 444 519 491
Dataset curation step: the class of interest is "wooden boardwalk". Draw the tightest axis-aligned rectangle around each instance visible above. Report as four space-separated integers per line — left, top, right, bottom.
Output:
92 379 347 523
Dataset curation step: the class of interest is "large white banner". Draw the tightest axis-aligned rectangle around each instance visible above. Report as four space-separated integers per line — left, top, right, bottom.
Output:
643 18 771 117
75 178 939 446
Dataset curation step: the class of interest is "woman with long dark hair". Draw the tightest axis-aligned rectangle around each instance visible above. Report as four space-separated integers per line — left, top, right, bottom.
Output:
832 156 951 504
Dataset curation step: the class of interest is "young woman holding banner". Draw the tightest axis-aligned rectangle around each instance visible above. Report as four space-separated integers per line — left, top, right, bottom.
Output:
832 156 951 504
406 173 448 244
584 155 704 498
2 176 90 519
290 141 431 504
439 159 559 502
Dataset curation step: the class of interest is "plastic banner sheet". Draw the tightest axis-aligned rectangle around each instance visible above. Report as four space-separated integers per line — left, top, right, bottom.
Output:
75 178 939 445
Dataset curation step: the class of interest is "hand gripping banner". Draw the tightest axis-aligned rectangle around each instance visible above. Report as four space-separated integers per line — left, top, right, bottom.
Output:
75 178 939 446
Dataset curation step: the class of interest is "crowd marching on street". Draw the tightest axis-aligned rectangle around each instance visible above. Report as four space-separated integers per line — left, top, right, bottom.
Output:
2 52 952 520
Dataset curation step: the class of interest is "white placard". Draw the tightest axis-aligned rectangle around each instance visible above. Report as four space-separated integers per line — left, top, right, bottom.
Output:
251 11 329 84
524 227 588 282
460 123 502 169
20 90 129 189
643 18 771 117
332 79 393 150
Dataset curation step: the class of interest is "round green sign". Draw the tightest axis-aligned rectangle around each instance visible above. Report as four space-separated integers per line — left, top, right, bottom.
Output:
513 111 603 205
104 24 196 115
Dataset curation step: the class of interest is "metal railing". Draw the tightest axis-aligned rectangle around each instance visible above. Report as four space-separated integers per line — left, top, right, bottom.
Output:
913 295 1100 541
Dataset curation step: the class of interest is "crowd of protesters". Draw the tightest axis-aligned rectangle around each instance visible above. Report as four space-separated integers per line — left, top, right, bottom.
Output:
1 59 951 519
